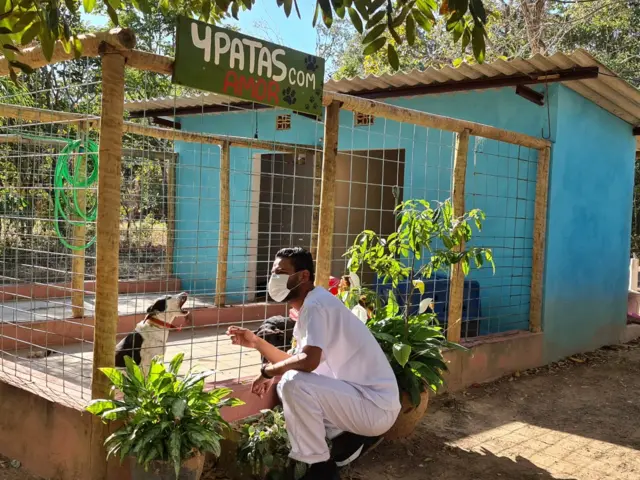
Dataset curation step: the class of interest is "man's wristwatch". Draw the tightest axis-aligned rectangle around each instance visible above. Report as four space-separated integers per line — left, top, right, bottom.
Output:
260 364 273 379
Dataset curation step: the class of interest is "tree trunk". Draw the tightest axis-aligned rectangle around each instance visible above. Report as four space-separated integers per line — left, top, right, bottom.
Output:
520 0 547 55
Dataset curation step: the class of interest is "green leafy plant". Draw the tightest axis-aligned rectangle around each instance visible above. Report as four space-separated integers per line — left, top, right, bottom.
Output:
338 0 489 69
86 353 244 478
237 407 306 480
338 274 380 318
344 199 494 405
0 0 488 78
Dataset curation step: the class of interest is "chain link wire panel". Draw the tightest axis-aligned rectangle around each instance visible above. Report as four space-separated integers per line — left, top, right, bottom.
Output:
0 58 539 407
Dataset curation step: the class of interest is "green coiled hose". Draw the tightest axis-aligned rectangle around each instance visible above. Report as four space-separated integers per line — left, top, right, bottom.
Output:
52 138 99 250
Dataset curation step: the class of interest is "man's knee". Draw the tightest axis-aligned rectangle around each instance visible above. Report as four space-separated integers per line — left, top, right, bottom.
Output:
278 371 312 401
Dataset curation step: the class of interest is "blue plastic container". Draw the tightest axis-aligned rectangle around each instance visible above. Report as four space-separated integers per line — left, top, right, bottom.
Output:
374 272 482 337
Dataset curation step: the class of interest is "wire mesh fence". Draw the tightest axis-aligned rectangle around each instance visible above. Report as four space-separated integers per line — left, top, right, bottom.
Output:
465 138 538 337
325 115 538 340
0 58 541 407
0 63 100 403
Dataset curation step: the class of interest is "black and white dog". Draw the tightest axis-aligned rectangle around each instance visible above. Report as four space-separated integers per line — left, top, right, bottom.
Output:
115 292 190 372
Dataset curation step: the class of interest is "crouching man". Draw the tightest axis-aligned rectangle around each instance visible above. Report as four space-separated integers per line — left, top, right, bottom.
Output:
227 247 400 479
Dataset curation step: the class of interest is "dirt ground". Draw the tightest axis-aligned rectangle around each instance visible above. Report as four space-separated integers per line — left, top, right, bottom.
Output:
3 340 640 480
0 458 36 480
347 339 640 480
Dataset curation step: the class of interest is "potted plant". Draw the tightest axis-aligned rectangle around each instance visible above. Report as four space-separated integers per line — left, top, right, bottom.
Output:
343 199 493 439
86 353 244 480
237 407 307 480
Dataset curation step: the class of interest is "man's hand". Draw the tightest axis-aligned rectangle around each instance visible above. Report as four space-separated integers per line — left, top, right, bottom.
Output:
227 326 260 349
251 373 274 397
227 325 292 365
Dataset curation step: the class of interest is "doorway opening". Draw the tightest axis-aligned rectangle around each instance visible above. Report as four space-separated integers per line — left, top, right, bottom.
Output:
253 149 406 299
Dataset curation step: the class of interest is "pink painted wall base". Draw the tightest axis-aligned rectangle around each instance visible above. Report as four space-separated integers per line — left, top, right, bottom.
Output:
2 327 626 480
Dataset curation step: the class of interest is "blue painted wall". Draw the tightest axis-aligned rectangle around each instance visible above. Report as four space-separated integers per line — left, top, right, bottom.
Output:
330 88 558 334
174 111 323 302
174 84 636 354
175 85 559 331
542 86 635 361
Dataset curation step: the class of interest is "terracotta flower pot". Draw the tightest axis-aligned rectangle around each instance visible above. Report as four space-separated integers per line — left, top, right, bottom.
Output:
385 390 430 441
129 452 206 480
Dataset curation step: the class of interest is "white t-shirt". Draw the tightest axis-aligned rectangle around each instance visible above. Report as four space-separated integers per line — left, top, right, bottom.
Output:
293 286 401 411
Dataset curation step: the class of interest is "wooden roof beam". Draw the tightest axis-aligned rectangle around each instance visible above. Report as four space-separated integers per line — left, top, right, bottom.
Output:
0 28 136 77
0 133 177 160
0 47 550 150
0 102 319 154
322 91 551 150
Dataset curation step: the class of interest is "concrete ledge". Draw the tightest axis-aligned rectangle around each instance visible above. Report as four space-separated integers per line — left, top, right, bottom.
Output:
443 330 544 392
0 372 277 480
0 378 129 480
216 378 280 423
0 329 547 480
620 323 640 343
6 326 639 480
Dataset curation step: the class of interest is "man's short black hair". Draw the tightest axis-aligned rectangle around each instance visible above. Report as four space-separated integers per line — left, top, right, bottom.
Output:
276 247 315 282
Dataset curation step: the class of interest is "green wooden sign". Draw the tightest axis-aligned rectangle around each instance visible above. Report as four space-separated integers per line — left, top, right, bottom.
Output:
173 16 325 117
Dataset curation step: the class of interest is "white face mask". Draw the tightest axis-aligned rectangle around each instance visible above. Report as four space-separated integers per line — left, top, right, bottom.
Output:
268 273 302 302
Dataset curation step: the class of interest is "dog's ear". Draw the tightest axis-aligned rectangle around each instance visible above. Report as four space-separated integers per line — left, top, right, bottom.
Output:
147 298 167 314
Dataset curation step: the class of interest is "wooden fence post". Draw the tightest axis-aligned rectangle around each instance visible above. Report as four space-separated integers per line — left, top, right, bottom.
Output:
90 44 126 480
92 45 125 398
447 130 471 343
529 146 551 333
310 153 322 258
215 141 230 306
165 154 176 277
630 257 639 291
71 122 88 318
91 46 125 398
315 101 341 288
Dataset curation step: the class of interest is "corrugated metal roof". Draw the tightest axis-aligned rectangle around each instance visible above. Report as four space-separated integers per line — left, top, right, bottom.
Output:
125 91 242 114
124 49 640 129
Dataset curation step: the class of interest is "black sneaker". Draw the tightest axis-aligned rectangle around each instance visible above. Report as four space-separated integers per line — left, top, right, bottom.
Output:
300 460 340 479
330 432 384 467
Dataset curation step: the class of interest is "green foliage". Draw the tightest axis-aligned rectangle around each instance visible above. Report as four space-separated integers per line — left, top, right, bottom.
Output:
334 0 487 69
344 199 494 405
86 353 244 478
0 0 488 77
0 13 175 281
365 297 466 404
0 11 178 283
339 281 381 315
120 159 166 238
331 0 506 79
237 407 307 480
331 0 640 92
347 199 494 283
556 0 640 89
0 119 70 283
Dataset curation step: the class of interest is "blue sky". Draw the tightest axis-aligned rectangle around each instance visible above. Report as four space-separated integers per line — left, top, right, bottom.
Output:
82 2 318 54
227 1 317 54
